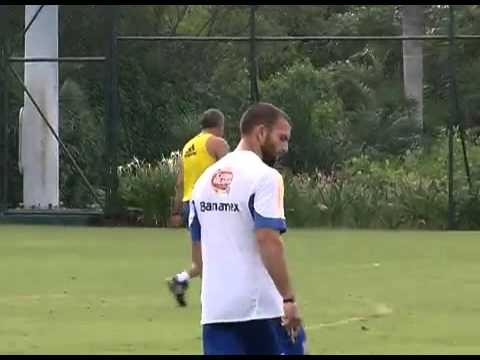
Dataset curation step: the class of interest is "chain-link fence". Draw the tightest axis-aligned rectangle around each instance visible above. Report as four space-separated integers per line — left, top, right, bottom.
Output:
1 5 480 229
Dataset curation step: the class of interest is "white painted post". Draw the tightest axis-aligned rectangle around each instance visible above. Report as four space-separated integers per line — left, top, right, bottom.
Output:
22 5 59 209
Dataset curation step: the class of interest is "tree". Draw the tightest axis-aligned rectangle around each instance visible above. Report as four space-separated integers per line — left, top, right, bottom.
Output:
401 5 425 131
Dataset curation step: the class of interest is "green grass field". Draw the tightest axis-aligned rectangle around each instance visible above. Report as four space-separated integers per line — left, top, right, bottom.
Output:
1 225 480 355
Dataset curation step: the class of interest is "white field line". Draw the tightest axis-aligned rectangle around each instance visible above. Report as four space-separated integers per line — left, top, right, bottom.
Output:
305 305 393 331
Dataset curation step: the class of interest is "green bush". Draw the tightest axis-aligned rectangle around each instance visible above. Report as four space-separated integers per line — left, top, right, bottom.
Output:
457 190 480 230
118 153 179 227
284 135 480 230
116 134 480 230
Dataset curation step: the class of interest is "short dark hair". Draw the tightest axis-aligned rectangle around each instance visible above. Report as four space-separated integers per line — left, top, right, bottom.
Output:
200 109 225 130
240 103 290 136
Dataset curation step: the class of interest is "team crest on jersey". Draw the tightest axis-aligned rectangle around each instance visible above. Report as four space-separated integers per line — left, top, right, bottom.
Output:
211 169 234 194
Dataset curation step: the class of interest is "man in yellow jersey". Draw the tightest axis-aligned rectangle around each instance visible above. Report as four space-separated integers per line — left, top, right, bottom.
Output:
167 109 230 307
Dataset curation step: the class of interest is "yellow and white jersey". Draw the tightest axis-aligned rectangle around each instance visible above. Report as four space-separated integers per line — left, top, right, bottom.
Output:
182 133 216 202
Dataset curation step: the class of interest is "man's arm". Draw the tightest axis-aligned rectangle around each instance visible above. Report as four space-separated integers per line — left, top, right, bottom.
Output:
170 158 184 227
253 171 302 337
190 242 203 278
256 229 295 301
207 136 230 160
256 228 301 338
189 201 203 277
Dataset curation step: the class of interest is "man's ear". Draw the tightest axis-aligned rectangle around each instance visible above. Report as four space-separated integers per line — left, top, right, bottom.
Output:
257 125 267 143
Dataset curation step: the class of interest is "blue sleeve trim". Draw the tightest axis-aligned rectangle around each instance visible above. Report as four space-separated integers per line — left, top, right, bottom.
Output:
254 211 288 235
190 202 201 243
249 194 287 234
248 194 256 220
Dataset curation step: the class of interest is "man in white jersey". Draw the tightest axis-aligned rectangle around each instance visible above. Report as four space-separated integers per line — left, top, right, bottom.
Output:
188 103 305 355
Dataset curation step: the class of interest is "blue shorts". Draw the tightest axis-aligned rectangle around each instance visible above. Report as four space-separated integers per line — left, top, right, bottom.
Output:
203 318 307 355
181 201 190 228
274 320 307 355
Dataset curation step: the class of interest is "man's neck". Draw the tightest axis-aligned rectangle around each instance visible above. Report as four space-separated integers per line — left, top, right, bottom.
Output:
201 129 216 137
236 139 262 159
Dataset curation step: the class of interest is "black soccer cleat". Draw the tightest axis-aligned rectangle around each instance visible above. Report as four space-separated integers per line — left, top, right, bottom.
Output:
166 276 189 307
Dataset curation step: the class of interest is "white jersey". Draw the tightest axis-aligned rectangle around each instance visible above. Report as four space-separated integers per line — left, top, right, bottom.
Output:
189 150 288 325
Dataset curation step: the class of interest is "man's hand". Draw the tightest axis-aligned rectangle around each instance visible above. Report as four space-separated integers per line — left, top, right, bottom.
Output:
282 301 302 342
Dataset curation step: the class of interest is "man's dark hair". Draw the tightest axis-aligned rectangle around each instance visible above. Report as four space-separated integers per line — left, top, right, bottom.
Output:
200 109 225 130
240 103 290 135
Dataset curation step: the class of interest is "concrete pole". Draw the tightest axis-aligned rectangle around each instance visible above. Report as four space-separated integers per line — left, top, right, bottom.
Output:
21 5 59 209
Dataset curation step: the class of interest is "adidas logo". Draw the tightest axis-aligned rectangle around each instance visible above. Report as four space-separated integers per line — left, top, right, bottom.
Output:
184 144 197 158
